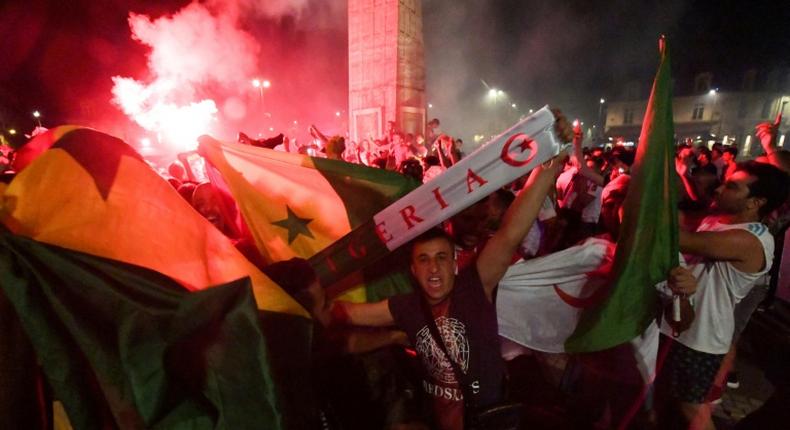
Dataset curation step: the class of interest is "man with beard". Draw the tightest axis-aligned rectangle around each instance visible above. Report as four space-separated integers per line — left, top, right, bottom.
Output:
657 161 789 430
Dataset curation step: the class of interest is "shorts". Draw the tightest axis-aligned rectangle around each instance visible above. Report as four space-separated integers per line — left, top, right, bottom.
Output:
664 340 725 404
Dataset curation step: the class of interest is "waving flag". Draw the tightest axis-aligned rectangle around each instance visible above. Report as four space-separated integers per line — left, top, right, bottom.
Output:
0 230 281 429
198 136 419 301
565 36 679 352
1 127 303 316
0 127 311 429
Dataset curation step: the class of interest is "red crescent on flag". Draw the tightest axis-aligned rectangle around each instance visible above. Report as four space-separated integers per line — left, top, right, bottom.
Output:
553 283 610 308
500 133 538 167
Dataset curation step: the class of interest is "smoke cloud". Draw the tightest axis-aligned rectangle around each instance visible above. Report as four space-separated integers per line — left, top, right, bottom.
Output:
111 0 344 154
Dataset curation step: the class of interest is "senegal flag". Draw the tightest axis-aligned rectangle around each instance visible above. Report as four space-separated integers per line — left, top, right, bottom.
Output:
198 136 419 301
565 36 679 352
0 127 313 429
1 127 303 317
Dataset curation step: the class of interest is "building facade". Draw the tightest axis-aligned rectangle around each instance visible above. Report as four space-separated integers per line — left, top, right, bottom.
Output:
604 69 790 157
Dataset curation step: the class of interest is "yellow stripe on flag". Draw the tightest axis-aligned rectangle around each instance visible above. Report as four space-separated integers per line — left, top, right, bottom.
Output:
1 140 306 317
200 136 367 302
200 136 351 260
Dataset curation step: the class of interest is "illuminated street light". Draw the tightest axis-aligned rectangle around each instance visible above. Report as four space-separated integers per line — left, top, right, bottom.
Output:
8 129 16 135
497 90 504 96
32 110 42 126
262 80 271 89
600 98 605 104
708 89 717 95
529 109 534 113
511 103 517 109
252 79 261 88
488 88 498 98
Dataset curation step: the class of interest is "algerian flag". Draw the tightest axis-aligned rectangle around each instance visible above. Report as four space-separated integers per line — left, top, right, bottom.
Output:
564 36 679 352
498 238 616 353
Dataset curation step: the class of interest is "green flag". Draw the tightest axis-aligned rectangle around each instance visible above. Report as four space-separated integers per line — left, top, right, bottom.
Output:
566 36 679 352
0 229 283 429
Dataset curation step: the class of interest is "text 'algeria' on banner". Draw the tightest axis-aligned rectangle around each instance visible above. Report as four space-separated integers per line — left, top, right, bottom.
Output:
310 106 564 288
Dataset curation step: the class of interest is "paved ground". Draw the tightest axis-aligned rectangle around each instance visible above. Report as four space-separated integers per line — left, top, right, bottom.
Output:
712 299 790 429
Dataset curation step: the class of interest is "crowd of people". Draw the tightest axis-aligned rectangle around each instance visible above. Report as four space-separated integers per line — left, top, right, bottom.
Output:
219 111 789 430
1 110 789 430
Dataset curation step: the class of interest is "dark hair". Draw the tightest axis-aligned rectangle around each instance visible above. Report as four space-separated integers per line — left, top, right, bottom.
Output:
409 227 455 257
723 147 738 158
399 158 424 182
424 155 440 167
736 161 790 217
261 258 318 309
614 149 635 166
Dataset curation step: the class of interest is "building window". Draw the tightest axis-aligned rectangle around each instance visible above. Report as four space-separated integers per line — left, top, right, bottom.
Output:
624 108 634 124
692 104 705 120
761 100 773 118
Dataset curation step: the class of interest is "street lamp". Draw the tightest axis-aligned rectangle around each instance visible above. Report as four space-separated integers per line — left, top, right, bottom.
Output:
597 98 606 143
252 78 271 129
32 110 42 127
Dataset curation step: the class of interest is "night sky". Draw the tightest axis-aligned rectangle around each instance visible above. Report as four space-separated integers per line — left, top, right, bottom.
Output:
1 0 788 144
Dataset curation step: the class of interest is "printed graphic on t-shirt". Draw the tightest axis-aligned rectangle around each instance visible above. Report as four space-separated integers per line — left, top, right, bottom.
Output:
415 316 470 384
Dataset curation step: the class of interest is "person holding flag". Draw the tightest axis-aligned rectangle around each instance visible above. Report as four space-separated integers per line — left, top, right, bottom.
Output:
329 111 573 430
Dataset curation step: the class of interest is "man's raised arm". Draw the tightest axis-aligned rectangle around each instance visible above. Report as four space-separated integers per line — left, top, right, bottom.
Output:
476 110 573 300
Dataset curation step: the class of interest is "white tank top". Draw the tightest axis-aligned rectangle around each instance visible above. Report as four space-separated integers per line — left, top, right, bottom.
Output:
660 217 774 354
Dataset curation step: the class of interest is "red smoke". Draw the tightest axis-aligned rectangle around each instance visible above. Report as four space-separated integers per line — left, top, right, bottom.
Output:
110 0 347 159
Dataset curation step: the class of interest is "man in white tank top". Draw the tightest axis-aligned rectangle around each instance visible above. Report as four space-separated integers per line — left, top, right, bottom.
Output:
658 161 789 430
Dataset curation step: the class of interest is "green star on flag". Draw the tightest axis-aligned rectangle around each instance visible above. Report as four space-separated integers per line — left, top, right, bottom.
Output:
272 206 315 244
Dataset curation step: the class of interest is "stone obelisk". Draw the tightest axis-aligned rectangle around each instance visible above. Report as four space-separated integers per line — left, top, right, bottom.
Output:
348 0 426 142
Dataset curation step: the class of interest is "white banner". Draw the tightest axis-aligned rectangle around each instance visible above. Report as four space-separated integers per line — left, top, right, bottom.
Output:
372 106 563 251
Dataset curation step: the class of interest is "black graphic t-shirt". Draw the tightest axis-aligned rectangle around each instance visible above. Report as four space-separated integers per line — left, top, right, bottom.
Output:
388 265 505 430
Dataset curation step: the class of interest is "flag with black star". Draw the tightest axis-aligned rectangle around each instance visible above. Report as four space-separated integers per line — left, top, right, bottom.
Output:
199 136 418 301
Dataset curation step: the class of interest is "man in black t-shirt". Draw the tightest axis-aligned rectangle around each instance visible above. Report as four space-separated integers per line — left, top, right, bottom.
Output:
331 112 572 430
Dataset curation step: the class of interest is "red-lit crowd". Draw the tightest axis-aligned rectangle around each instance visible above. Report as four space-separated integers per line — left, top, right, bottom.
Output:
211 114 789 430
1 114 788 430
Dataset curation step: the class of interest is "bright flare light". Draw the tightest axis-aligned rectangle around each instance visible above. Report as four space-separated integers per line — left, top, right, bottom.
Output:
262 80 271 89
708 89 717 95
252 79 261 88
32 110 41 118
600 98 605 104
488 88 498 97
112 77 217 151
8 129 16 135
140 137 152 148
